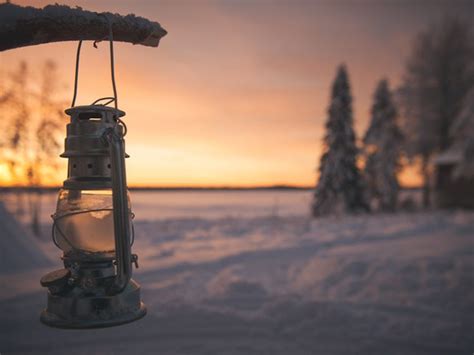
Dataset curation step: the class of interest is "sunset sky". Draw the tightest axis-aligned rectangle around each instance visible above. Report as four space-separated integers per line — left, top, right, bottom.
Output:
1 0 472 187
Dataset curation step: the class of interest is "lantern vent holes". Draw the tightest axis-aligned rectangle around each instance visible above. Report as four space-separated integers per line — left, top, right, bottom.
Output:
78 112 102 120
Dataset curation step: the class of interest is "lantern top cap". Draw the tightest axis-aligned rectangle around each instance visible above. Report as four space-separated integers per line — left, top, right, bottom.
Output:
65 105 126 118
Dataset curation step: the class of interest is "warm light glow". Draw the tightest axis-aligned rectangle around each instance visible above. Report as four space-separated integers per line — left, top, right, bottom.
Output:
398 161 424 188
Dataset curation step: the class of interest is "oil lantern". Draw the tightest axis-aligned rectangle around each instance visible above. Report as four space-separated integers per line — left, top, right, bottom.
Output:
39 105 145 328
40 31 146 328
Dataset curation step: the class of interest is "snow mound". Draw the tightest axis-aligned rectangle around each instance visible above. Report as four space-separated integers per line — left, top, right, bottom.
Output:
0 202 52 274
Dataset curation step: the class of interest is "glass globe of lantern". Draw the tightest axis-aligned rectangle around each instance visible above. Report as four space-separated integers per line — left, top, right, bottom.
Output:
53 188 134 258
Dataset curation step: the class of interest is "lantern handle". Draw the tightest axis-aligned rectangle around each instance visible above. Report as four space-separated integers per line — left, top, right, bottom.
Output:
71 14 119 109
105 127 132 295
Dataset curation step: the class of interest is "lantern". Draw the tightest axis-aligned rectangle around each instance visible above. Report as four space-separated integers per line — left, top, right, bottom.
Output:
39 105 146 328
40 24 146 328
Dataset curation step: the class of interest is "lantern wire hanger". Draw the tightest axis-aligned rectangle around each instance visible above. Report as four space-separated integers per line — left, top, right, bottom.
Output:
70 14 127 136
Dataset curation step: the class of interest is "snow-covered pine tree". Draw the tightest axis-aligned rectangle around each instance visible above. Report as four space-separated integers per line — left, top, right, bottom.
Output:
312 65 369 217
364 79 403 212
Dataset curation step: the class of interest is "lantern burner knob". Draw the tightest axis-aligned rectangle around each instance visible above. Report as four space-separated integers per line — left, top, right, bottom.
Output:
40 269 71 294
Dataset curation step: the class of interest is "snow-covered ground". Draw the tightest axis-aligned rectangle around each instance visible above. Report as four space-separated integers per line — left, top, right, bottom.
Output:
0 194 472 354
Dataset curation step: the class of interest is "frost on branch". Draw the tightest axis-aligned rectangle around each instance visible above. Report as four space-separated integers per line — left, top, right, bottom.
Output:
0 2 167 51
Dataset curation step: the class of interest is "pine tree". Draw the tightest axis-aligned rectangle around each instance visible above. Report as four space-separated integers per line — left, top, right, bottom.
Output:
364 79 403 212
312 65 369 217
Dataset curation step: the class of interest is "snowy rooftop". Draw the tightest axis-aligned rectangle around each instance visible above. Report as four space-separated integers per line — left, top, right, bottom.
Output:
434 146 463 165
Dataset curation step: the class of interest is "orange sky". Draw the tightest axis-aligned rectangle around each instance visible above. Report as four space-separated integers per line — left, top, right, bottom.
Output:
1 0 471 187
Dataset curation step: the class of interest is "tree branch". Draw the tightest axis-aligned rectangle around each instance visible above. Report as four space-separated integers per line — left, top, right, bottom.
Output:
0 3 167 52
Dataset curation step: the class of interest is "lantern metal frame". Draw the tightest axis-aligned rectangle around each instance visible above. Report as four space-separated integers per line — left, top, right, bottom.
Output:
40 19 146 329
40 105 146 329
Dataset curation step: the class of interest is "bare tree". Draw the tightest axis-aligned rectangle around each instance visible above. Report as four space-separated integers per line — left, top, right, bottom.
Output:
0 66 12 201
6 62 30 217
29 61 66 235
1 60 66 235
448 87 474 177
0 65 11 159
399 17 474 207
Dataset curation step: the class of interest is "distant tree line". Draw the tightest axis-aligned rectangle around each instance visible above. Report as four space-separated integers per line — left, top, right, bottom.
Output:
313 17 474 217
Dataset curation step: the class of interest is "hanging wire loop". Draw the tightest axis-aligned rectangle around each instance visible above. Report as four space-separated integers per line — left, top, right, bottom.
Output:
70 40 82 108
70 13 119 109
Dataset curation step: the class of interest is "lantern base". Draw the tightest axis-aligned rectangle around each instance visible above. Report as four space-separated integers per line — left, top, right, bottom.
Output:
40 278 146 329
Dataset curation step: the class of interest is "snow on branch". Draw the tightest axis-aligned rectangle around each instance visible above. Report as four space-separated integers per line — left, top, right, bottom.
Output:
0 2 167 52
